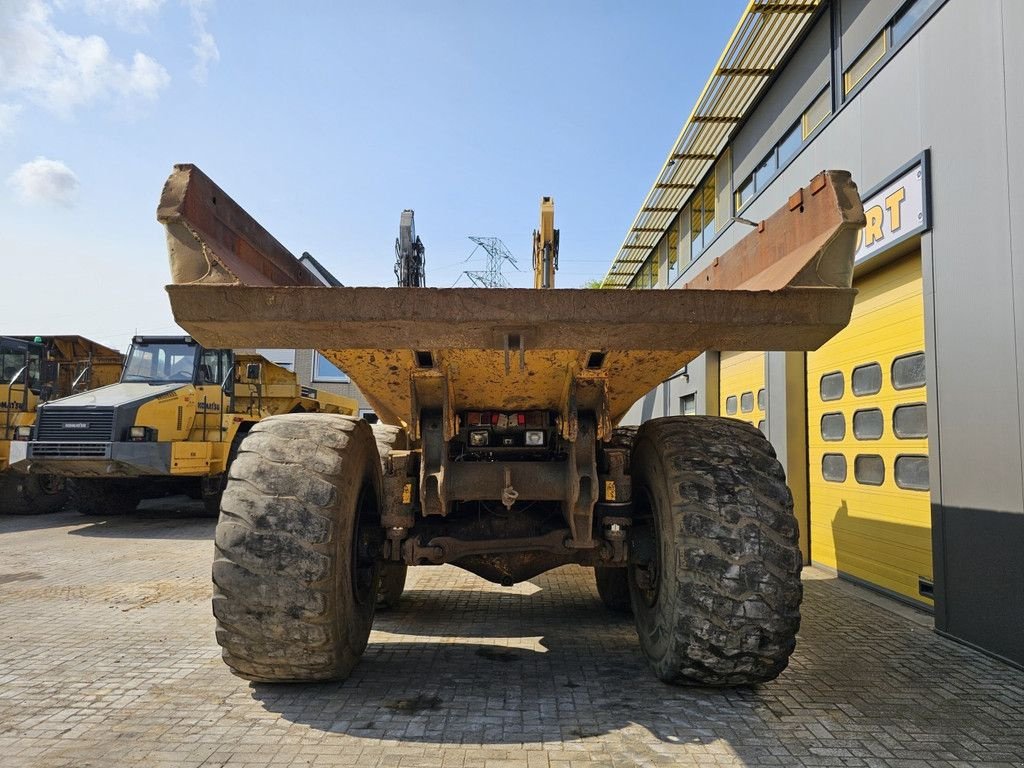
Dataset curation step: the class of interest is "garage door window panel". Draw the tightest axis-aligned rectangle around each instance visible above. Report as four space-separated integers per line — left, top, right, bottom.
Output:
854 454 885 486
820 371 844 401
892 352 926 390
852 363 882 396
893 403 928 439
822 453 847 483
895 455 929 491
821 412 846 441
853 408 884 440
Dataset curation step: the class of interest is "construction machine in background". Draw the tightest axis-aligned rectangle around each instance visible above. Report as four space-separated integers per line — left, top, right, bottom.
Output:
11 335 359 516
532 196 559 289
395 209 426 288
158 163 864 686
1 335 123 515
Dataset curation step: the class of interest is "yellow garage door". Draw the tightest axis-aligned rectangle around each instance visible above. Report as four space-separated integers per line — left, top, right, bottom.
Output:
807 253 931 606
720 351 765 430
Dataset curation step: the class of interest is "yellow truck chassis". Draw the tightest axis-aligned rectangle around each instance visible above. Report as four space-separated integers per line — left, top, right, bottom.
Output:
157 164 864 686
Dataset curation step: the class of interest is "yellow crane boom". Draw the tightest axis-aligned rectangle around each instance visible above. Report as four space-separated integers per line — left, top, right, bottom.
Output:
532 196 559 289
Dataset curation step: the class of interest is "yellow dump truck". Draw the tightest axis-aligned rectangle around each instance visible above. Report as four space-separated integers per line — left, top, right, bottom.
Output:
1 335 123 514
12 335 359 515
157 164 864 687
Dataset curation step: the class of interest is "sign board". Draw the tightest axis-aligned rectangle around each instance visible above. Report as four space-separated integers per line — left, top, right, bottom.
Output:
854 156 929 263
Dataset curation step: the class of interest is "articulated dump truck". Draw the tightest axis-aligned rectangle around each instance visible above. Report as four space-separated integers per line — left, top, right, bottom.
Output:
1 335 123 514
158 164 864 686
14 334 360 516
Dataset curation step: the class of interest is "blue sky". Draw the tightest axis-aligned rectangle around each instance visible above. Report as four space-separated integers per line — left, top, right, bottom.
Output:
1 1 747 352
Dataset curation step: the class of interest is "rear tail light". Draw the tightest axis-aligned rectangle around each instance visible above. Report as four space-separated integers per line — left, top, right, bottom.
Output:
525 430 544 446
469 430 489 447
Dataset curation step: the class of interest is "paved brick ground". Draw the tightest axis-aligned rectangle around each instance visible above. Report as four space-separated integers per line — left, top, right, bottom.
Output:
1 505 1022 768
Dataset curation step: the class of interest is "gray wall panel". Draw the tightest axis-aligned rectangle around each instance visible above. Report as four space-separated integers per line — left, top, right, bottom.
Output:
1002 0 1024 503
919 0 1023 512
855 39 922 186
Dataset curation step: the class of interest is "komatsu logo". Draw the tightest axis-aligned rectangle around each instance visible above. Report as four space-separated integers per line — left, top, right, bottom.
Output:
0 402 25 411
63 422 89 429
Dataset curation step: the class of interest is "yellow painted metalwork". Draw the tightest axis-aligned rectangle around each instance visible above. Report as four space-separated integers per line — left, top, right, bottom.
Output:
807 254 931 605
171 441 214 475
719 351 766 430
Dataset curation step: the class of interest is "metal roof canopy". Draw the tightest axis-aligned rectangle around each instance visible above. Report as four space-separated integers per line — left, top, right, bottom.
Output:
602 0 822 288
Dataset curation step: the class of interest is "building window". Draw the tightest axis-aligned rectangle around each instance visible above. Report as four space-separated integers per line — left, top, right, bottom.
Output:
853 408 884 440
680 393 696 416
821 412 846 441
891 0 943 45
819 371 844 401
852 363 882 396
734 119 803 213
895 455 929 491
777 122 802 165
854 454 886 486
822 453 847 483
312 351 350 383
690 174 716 259
893 403 928 439
740 391 754 413
725 395 738 416
802 88 831 138
844 32 887 94
666 222 679 285
892 352 926 390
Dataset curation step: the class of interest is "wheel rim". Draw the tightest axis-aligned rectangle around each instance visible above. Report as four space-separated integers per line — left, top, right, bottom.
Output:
631 486 662 608
37 475 66 496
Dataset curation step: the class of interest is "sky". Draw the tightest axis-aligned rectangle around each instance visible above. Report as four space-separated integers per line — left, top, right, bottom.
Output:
1 0 747 353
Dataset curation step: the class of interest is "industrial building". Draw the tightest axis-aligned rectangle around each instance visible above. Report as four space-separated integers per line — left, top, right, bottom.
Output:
607 0 1022 667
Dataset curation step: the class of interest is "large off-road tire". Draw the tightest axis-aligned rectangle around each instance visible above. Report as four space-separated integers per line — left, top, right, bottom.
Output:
70 479 145 516
212 413 383 682
201 428 250 517
370 422 409 610
0 472 68 515
629 416 802 686
595 566 631 612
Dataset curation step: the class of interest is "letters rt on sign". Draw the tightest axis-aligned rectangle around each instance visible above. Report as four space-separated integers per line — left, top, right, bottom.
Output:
854 162 928 264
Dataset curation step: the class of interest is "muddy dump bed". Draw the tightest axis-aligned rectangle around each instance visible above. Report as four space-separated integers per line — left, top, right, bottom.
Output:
159 166 864 434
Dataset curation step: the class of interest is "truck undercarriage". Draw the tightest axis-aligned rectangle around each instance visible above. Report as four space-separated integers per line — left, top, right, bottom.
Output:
158 164 864 686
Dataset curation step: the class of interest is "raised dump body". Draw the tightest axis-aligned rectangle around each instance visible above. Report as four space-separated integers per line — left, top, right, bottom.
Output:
162 165 861 436
158 164 864 688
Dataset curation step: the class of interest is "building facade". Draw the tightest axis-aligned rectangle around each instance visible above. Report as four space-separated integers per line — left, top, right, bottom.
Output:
609 0 1023 667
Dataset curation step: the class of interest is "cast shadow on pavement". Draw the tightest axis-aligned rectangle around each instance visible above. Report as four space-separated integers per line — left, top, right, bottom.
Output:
245 570 1024 762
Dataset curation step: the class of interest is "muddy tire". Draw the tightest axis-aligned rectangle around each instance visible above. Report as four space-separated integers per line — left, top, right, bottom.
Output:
371 423 406 463
70 479 144 516
629 416 801 686
212 413 383 682
0 472 68 515
376 562 408 609
370 422 409 609
595 566 631 612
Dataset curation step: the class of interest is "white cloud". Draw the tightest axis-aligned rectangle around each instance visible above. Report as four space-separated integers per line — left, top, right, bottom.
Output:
60 0 166 32
184 0 219 83
0 104 24 137
0 0 171 117
7 157 80 206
